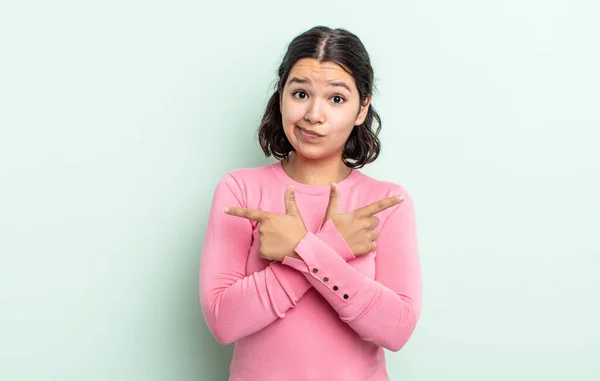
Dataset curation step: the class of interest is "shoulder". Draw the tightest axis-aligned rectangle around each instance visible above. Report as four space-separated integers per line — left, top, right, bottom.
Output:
221 163 276 190
226 164 272 181
355 171 413 203
212 163 278 204
352 171 416 222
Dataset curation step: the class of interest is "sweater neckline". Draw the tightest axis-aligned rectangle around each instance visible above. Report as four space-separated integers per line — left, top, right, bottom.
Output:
270 160 363 195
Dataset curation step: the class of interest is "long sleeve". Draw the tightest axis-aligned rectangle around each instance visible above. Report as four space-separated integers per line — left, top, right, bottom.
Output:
282 189 422 351
199 174 312 344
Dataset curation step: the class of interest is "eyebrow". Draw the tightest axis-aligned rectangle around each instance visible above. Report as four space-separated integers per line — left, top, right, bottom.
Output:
287 77 352 93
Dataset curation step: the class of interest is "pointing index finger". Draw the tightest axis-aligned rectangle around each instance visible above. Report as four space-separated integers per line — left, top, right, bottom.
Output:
224 207 268 222
355 195 404 217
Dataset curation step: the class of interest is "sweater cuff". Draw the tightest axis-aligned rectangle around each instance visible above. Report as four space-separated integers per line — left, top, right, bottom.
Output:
316 219 355 261
284 232 366 305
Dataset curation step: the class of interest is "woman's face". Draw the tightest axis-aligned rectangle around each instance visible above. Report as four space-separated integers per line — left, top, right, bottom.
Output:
280 58 371 161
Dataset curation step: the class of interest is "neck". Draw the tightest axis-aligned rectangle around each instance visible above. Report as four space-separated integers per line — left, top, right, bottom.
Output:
282 152 352 186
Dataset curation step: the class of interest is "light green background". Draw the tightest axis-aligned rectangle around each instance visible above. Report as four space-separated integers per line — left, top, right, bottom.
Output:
1 1 599 380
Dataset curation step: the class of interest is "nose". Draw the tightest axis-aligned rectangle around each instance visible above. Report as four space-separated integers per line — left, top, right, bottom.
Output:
304 99 325 124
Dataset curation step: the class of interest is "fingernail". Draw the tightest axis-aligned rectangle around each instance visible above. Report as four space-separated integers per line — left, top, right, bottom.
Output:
224 207 230 213
396 195 404 201
290 185 294 192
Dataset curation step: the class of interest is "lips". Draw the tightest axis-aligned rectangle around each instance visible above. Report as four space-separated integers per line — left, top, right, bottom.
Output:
297 126 325 137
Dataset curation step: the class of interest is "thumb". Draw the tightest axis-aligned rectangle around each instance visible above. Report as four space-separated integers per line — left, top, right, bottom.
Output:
323 183 341 222
284 185 300 216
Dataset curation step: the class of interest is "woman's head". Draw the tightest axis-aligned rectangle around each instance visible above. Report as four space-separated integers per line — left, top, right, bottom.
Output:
258 26 381 169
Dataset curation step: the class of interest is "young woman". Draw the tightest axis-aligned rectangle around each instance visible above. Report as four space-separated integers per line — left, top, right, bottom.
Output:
199 26 422 381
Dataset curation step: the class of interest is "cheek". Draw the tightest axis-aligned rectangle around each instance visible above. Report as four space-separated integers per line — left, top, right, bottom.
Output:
327 113 356 138
281 101 304 126
331 126 354 148
280 102 307 145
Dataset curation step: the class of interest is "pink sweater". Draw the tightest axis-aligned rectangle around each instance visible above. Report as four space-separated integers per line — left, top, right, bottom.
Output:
199 162 422 381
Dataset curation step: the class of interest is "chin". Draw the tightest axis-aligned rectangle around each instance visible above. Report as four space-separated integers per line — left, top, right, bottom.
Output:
293 147 338 161
296 151 324 160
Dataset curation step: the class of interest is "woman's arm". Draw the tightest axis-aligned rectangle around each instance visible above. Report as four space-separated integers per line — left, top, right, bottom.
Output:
282 188 422 351
199 174 312 345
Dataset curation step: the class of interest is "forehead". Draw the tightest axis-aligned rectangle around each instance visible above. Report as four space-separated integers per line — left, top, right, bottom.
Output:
287 58 356 86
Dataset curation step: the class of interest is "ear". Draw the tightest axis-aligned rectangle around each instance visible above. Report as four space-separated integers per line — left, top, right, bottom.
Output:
354 94 372 126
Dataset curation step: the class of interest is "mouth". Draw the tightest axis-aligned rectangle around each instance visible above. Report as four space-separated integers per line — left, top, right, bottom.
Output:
297 126 325 138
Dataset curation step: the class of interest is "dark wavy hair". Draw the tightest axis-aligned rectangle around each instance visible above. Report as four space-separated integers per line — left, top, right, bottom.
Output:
258 26 381 169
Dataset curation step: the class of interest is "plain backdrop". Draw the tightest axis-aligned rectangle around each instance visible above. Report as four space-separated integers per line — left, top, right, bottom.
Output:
1 1 599 380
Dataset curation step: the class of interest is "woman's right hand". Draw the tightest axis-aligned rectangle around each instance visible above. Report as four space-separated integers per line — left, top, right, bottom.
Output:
224 185 308 262
322 184 404 256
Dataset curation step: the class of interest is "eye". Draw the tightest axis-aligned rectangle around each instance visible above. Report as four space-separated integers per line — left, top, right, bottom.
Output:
293 91 308 99
331 95 345 104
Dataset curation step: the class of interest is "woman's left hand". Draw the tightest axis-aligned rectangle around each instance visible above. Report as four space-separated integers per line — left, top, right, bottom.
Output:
224 185 308 261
